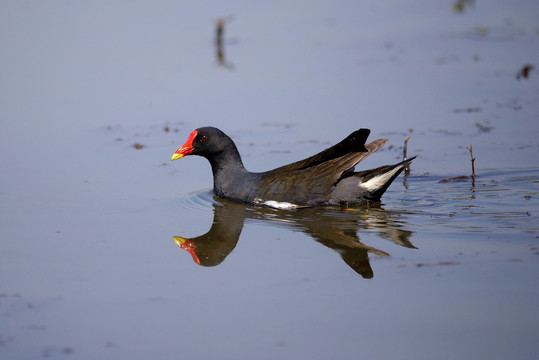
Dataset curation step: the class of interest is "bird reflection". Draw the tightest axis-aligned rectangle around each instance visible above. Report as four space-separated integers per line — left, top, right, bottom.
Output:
173 195 414 279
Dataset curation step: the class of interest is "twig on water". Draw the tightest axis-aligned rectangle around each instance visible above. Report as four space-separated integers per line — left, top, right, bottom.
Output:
466 144 475 187
438 145 477 185
403 135 411 161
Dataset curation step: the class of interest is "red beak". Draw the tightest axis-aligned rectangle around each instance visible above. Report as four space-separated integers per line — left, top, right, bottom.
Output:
173 236 201 265
171 130 198 161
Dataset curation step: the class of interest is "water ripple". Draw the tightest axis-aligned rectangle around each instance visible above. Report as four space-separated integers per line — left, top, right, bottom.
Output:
174 168 539 238
175 189 216 215
395 168 539 235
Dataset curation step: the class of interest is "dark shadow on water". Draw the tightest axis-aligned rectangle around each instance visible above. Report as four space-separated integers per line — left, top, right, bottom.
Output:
173 194 414 279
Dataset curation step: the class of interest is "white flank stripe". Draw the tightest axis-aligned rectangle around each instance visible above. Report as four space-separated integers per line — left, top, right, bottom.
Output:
359 166 402 191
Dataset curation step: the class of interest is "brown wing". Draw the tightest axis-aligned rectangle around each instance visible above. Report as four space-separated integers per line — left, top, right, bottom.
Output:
269 129 371 173
255 138 388 204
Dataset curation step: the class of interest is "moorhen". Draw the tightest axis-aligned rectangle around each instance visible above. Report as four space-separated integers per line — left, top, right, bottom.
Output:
171 127 414 208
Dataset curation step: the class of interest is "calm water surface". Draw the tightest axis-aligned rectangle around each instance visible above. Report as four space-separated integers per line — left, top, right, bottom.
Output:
1 1 538 359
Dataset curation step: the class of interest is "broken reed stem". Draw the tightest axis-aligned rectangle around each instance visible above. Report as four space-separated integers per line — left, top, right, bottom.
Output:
403 135 411 161
466 144 476 187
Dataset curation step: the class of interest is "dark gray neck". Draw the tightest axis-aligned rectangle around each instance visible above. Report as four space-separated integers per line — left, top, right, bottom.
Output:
208 145 251 199
208 143 245 177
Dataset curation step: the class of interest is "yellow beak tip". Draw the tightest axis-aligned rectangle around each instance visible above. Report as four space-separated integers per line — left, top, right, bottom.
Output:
171 153 183 161
173 236 186 245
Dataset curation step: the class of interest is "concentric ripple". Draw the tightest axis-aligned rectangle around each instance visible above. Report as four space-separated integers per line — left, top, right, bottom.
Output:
175 189 217 216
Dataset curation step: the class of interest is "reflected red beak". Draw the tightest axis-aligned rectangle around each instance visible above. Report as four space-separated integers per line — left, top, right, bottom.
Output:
171 130 198 161
173 236 201 265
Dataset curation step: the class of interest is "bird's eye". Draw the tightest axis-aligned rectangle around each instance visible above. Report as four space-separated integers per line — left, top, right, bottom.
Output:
200 135 208 142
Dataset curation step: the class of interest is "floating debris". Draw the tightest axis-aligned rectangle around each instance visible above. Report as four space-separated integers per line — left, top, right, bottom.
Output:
105 124 121 131
433 129 462 136
399 260 460 268
516 64 534 80
475 121 493 133
133 143 145 150
453 107 481 113
438 175 470 183
453 0 475 13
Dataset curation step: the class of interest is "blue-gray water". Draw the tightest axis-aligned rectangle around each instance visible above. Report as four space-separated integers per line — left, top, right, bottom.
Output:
1 1 538 359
